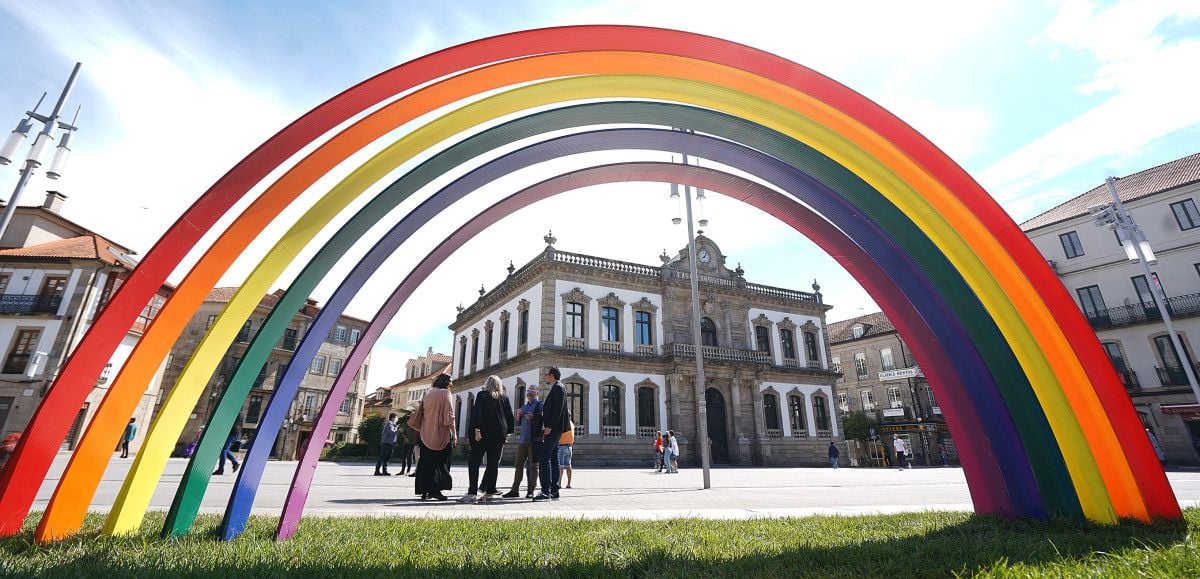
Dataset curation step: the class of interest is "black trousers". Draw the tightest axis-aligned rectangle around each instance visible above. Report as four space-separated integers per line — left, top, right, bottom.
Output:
467 438 505 495
376 443 394 471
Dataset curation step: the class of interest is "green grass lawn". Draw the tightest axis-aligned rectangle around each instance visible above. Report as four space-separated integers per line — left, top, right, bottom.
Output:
2 509 1199 578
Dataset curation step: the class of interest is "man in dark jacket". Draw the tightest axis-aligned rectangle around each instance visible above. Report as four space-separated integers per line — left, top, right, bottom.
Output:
534 367 567 501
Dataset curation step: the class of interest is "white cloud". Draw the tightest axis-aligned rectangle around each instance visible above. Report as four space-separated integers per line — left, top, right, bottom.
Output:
980 0 1200 204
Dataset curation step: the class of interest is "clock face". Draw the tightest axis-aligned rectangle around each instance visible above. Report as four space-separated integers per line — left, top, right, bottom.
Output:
698 249 711 263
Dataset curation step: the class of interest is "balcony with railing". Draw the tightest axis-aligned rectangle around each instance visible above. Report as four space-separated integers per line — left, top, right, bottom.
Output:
766 428 784 439
663 342 772 364
600 341 621 354
1117 369 1140 391
0 293 62 315
635 344 655 356
816 429 832 439
564 337 585 350
637 426 657 438
602 425 622 438
792 428 809 439
1084 293 1200 330
1156 363 1200 387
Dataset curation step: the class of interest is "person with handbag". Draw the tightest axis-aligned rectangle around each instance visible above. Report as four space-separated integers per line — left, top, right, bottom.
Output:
410 374 456 501
461 375 515 502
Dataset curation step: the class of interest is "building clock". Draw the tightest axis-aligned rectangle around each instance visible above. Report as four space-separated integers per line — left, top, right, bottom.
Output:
698 248 711 264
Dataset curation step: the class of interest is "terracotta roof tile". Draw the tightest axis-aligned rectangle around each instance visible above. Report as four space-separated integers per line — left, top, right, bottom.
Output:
827 311 896 344
0 234 135 267
1020 152 1200 231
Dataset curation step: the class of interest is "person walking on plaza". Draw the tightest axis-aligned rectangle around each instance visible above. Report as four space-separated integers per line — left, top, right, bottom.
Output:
411 374 456 501
558 416 575 490
462 375 515 503
398 419 418 475
664 430 679 473
828 441 840 469
894 436 909 470
654 432 664 472
375 412 398 476
213 415 243 475
120 418 137 458
503 386 542 498
534 366 567 501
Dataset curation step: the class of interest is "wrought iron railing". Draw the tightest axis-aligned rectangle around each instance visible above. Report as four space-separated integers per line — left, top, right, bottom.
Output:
1117 369 1140 391
1084 293 1200 329
0 294 62 315
1156 363 1200 387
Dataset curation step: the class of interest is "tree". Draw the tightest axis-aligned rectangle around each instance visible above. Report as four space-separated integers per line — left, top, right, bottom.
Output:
357 413 385 456
840 411 878 442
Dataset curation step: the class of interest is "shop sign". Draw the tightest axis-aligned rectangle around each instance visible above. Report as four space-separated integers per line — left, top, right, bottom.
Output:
878 366 923 381
882 408 905 417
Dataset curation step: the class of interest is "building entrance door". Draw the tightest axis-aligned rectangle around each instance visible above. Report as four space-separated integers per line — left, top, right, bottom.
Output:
705 387 729 464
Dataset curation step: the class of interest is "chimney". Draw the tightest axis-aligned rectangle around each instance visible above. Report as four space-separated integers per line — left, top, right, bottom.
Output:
43 190 67 214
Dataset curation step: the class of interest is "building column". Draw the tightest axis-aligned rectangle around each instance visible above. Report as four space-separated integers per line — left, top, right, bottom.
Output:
804 390 818 438
624 381 635 435
750 380 765 465
588 381 600 436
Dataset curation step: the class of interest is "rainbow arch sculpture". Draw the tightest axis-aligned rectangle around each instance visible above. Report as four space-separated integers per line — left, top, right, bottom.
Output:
0 26 1175 543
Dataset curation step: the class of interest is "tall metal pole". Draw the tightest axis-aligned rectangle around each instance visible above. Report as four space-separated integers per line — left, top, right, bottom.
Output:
0 62 82 244
1105 177 1200 400
682 180 712 489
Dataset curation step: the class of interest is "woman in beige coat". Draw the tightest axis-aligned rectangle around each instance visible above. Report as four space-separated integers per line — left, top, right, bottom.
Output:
411 373 457 500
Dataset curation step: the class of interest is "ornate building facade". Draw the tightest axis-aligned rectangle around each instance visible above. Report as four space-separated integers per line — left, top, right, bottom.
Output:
447 234 841 467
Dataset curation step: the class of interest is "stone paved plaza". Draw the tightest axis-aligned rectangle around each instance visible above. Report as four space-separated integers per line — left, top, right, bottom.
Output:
31 454 1200 521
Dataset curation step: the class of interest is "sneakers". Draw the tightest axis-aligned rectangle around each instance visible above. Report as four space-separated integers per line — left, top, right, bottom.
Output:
481 492 500 502
532 493 552 501
212 470 224 476
551 493 560 500
501 490 520 499
458 494 479 503
525 491 534 499
232 463 239 473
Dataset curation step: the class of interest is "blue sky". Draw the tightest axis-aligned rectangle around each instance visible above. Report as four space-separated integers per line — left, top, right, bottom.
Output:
1 1 1197 387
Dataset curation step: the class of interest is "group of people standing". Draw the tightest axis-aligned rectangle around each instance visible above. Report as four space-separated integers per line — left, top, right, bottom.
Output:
392 366 573 502
653 431 679 473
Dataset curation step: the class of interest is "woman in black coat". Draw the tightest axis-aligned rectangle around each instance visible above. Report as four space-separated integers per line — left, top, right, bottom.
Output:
461 374 515 502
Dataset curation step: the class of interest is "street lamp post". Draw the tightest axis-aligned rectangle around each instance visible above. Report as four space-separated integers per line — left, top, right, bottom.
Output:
670 152 712 489
1093 177 1200 401
0 62 83 244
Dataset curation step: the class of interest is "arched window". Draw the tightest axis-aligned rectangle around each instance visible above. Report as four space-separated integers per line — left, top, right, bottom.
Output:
755 325 771 353
518 308 529 346
804 331 819 361
789 395 807 434
566 302 584 339
780 329 796 359
602 384 621 428
763 393 780 430
637 386 656 429
565 381 586 432
635 311 653 345
812 395 831 432
701 317 718 347
601 306 620 342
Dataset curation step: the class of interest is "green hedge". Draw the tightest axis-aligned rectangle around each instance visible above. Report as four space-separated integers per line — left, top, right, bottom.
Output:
321 442 372 460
